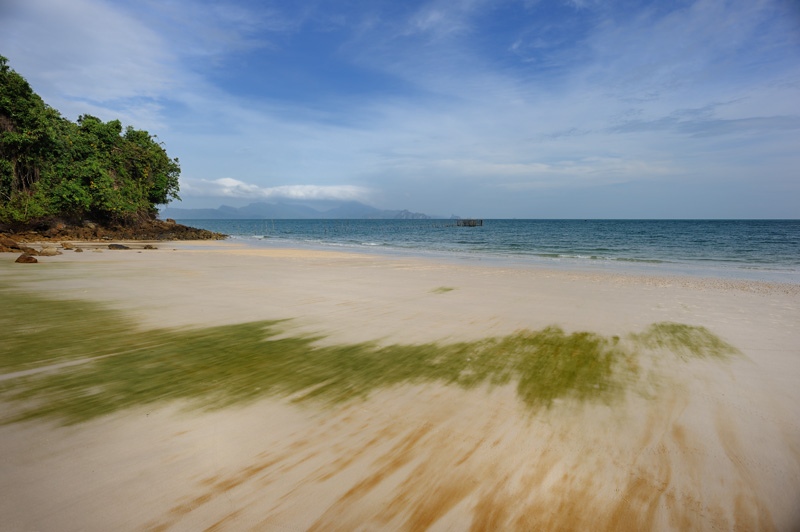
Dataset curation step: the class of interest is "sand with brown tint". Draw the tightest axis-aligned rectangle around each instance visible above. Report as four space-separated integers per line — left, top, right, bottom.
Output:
1 244 799 531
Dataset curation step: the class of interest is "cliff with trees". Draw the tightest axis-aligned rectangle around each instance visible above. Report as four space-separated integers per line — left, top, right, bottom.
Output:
0 55 215 239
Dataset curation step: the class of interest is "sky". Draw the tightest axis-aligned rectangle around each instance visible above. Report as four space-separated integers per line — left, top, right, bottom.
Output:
1 0 799 218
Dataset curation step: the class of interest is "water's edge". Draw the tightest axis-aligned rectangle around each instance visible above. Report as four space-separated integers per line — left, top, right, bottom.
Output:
174 219 800 284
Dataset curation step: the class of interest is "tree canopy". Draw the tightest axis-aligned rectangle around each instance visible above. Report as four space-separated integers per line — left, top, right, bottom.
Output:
0 55 180 225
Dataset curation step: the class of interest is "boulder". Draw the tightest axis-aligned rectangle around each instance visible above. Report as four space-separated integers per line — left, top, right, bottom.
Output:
74 248 84 253
39 246 62 256
108 244 130 250
143 244 157 250
15 253 38 263
0 235 20 250
19 246 39 255
61 242 74 249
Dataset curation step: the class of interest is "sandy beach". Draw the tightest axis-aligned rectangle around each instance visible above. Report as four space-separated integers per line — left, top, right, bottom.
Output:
1 242 799 531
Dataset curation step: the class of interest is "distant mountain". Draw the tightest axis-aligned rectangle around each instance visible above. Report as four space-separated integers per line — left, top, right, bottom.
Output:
160 201 440 220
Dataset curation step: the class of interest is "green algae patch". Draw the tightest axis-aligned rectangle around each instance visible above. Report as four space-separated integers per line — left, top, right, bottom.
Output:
430 286 456 294
0 284 162 373
0 285 737 425
631 322 740 360
507 328 632 408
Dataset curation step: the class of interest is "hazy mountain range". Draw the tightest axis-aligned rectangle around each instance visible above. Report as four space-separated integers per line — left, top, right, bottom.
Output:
160 201 451 220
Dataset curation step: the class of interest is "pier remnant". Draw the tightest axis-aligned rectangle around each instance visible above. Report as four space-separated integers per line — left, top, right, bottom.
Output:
456 219 483 227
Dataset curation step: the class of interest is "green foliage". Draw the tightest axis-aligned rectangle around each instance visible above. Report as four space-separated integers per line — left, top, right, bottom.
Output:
0 284 737 425
0 55 180 224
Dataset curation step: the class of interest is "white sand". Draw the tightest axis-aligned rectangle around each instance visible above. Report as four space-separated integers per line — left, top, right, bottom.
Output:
1 244 799 531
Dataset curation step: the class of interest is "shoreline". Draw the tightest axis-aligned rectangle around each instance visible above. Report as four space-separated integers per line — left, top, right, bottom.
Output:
7 218 800 284
8 237 800 294
216 233 800 286
1 242 799 531
168 218 800 286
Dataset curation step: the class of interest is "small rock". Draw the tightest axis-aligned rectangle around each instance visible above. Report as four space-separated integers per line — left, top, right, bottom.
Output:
143 244 157 250
83 221 97 229
108 244 130 250
15 253 38 263
19 246 39 256
61 242 74 249
74 248 84 253
39 247 62 256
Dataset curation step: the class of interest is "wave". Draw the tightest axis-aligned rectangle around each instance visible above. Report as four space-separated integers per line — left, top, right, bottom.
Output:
534 253 664 264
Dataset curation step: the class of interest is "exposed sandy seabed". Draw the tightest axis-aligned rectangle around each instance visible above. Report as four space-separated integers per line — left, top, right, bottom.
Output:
1 242 799 531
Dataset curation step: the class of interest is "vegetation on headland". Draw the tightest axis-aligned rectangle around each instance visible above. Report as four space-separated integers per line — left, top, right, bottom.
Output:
0 55 180 229
0 283 739 425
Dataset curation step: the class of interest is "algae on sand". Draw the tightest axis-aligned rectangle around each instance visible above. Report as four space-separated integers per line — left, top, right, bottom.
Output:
430 286 456 294
632 322 740 360
0 284 738 425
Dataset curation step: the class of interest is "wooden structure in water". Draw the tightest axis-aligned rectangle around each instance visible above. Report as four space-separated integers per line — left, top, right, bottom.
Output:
456 219 483 227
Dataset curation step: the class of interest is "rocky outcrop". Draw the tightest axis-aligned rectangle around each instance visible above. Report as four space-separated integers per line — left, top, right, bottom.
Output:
1 235 22 253
2 218 226 244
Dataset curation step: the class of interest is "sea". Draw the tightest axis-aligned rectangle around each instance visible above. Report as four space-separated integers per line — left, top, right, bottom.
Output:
173 219 800 284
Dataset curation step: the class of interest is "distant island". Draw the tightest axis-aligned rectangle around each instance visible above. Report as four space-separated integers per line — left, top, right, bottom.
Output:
161 201 449 220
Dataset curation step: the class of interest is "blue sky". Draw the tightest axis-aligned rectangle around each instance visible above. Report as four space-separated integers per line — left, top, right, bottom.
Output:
1 0 799 218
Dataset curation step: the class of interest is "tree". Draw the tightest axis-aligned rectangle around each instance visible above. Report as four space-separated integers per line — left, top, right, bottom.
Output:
0 55 180 224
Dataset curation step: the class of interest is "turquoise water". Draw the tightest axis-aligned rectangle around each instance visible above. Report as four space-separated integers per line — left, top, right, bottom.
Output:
174 219 800 283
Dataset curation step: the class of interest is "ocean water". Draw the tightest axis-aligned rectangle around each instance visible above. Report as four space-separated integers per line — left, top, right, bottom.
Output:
173 219 800 283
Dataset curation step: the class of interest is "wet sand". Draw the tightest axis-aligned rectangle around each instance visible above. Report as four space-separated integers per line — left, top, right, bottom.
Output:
1 243 799 531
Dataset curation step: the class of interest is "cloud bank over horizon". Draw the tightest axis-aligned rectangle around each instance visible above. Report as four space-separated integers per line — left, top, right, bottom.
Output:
183 178 372 203
1 0 799 218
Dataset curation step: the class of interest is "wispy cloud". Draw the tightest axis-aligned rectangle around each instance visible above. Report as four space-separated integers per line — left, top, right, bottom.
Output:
0 0 175 101
183 178 372 203
2 0 799 217
612 114 800 137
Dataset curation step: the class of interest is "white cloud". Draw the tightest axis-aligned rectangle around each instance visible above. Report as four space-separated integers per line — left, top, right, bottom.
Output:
2 0 798 217
183 178 372 203
0 0 177 103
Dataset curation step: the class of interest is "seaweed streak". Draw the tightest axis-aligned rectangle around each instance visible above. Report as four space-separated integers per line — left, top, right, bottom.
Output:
0 285 736 425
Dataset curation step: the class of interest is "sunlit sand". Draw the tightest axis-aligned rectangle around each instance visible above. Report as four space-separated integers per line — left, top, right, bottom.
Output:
1 244 798 531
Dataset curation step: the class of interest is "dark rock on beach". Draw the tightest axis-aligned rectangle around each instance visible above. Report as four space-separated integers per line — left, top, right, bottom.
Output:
19 246 39 256
0 235 21 251
15 253 38 263
108 244 131 250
